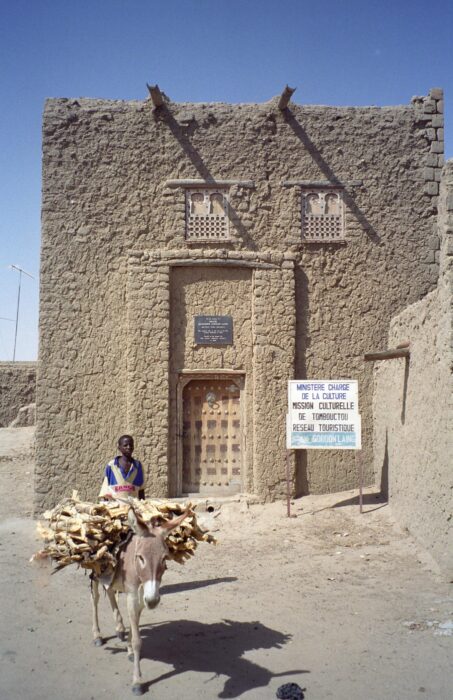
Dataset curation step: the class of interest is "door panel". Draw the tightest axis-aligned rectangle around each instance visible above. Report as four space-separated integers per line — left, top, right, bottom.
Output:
182 379 242 494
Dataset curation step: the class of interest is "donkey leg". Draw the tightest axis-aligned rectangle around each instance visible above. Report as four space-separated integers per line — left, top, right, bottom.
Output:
90 578 104 646
127 586 144 661
105 587 127 641
126 590 145 695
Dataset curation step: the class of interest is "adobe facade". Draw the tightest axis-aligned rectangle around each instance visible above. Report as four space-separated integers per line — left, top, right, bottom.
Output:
36 88 444 510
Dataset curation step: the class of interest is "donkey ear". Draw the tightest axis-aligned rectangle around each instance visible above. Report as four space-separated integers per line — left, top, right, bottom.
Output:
149 515 165 528
156 508 190 533
128 507 148 536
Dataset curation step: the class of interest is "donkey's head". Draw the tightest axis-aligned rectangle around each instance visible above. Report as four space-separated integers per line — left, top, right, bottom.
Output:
127 507 189 609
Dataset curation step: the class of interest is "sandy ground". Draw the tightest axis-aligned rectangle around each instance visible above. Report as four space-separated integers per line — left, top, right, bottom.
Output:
0 427 452 700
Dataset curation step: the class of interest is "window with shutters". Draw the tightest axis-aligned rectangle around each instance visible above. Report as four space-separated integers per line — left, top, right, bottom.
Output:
302 190 344 241
185 189 229 240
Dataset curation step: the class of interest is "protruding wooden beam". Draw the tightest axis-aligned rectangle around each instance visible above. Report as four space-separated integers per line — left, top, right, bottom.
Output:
146 83 165 109
364 345 410 362
278 85 296 110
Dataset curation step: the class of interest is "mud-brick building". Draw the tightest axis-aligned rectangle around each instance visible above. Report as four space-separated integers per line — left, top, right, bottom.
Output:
36 87 445 510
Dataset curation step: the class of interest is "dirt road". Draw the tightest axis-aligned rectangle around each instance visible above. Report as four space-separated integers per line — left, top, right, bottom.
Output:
0 427 452 700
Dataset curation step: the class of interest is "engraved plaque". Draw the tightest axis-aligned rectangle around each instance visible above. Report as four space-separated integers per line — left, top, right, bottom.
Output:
194 315 233 345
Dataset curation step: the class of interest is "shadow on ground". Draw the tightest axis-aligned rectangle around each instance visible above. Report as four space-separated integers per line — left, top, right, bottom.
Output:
332 492 388 512
160 576 237 596
107 618 308 698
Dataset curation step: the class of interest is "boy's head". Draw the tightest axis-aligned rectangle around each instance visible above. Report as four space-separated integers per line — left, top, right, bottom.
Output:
118 435 134 457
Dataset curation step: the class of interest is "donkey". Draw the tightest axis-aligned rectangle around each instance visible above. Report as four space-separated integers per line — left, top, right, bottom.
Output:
91 504 189 695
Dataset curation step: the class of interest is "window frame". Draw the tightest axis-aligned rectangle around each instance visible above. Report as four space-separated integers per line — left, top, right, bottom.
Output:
301 188 345 242
185 188 230 241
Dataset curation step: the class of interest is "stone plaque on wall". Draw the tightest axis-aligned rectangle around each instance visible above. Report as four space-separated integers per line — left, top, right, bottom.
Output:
194 316 233 345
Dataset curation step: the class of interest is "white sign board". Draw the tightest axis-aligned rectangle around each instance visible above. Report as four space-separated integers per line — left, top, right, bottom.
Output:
287 380 361 450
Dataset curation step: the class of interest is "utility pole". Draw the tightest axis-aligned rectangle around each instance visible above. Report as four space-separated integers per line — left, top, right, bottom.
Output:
9 264 35 362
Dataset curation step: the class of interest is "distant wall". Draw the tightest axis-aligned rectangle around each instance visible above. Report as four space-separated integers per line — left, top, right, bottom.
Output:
0 362 37 427
373 161 453 578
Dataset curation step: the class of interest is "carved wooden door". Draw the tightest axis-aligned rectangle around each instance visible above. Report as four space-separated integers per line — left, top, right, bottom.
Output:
182 379 242 494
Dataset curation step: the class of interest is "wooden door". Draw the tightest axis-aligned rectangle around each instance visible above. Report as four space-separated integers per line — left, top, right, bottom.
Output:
182 379 242 494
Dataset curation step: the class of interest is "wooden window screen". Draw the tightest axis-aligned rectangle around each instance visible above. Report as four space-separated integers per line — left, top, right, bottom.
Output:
186 189 229 240
302 190 344 241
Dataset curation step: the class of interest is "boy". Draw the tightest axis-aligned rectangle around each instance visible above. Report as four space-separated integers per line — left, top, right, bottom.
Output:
99 435 145 500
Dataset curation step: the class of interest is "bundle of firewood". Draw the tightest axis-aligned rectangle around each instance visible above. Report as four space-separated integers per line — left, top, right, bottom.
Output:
31 492 216 578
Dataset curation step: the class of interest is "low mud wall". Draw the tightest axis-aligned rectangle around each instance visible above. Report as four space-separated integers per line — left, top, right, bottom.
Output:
0 362 36 427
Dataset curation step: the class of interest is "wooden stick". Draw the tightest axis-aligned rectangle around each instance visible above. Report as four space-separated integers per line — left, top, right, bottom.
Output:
286 451 291 517
356 450 364 514
146 83 165 109
278 85 296 110
364 347 410 362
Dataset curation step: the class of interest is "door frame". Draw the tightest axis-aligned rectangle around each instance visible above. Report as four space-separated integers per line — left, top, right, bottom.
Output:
176 369 246 496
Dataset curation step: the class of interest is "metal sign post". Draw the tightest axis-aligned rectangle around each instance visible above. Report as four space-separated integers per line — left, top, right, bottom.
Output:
356 449 364 514
9 265 35 361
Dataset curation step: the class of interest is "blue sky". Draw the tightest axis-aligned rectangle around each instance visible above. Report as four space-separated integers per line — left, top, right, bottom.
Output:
0 0 452 360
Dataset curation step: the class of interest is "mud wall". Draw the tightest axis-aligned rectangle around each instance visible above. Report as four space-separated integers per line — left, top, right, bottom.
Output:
373 161 453 577
0 362 36 427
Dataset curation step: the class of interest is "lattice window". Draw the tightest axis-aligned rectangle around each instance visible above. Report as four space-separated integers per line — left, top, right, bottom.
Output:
302 190 344 241
186 189 229 240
